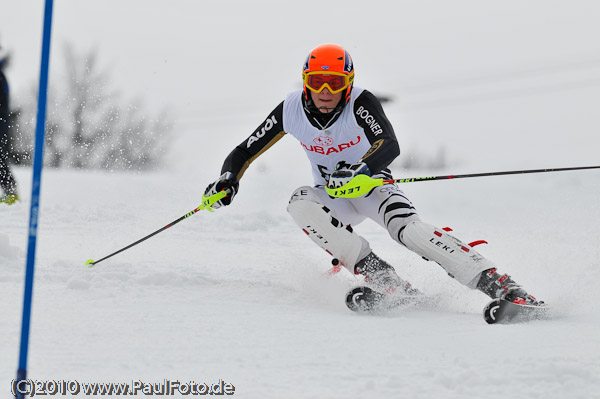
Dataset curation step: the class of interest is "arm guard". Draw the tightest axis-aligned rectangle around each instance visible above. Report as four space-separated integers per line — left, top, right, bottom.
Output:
353 90 400 174
221 101 286 180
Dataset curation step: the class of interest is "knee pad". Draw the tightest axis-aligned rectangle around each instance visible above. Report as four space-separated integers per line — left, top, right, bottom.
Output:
400 221 494 288
382 198 421 245
287 188 370 271
288 186 323 205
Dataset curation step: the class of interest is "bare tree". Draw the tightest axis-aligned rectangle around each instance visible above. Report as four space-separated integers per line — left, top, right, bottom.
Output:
11 44 172 171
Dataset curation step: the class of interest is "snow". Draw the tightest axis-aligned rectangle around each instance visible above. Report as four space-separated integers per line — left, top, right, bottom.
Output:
2 162 600 398
2 2 600 397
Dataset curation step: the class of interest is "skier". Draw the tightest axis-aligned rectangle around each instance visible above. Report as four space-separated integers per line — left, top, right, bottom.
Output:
0 47 19 205
204 43 543 307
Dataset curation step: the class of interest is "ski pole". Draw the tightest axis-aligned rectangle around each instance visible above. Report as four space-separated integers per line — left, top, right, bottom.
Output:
85 190 227 268
325 165 600 198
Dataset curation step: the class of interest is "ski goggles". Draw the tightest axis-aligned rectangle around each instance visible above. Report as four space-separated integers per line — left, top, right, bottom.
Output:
303 71 353 94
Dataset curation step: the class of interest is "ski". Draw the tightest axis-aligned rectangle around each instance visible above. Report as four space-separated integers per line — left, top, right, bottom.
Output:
345 286 430 313
483 298 549 324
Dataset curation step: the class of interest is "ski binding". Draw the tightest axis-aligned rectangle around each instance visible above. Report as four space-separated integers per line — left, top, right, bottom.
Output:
345 286 426 313
483 298 549 324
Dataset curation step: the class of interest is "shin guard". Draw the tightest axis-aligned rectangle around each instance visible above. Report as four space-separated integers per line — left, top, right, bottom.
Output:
288 199 370 271
400 221 495 288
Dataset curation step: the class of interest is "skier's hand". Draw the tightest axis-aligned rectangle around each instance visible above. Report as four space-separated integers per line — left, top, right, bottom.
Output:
203 172 239 210
327 162 370 189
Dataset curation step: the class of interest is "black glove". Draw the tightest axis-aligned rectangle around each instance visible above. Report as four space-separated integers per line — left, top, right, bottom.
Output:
203 172 239 210
327 162 371 189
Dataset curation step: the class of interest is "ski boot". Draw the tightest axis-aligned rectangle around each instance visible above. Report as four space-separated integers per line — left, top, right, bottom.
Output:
354 252 421 296
477 267 544 306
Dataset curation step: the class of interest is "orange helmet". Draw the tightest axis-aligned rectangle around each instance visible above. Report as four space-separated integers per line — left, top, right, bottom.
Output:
302 44 354 106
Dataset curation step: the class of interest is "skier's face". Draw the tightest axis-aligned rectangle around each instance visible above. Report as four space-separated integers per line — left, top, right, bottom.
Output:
310 87 342 113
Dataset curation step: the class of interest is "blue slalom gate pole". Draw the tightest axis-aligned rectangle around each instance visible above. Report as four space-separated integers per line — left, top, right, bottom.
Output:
15 0 54 397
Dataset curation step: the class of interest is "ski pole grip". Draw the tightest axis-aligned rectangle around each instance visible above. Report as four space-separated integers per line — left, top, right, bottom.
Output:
201 190 227 209
325 175 384 198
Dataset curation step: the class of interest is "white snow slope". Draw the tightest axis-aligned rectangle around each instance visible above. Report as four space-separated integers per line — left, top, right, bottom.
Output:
3 2 600 398
2 160 600 398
